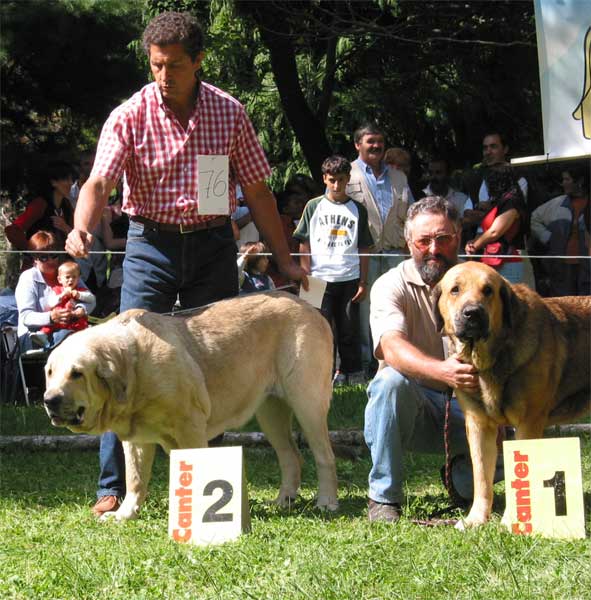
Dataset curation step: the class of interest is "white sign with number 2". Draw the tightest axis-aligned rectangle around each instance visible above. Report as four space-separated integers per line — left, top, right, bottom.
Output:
169 446 250 546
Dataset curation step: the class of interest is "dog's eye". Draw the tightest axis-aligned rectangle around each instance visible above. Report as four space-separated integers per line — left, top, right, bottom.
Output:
71 369 84 380
483 285 493 297
451 285 460 295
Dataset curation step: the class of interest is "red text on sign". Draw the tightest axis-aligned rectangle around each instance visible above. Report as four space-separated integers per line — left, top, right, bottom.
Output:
172 460 193 542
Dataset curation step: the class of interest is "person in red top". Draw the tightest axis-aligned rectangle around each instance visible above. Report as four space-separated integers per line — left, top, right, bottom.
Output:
5 161 74 269
65 11 307 518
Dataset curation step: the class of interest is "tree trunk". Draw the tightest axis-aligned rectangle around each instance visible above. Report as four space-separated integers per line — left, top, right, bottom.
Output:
246 6 332 183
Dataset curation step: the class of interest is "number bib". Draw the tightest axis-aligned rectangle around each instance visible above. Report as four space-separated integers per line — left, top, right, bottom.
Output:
503 438 585 539
197 155 230 215
168 446 250 545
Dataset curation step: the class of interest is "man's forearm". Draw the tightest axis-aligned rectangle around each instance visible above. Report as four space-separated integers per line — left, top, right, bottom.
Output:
75 176 114 233
379 333 445 383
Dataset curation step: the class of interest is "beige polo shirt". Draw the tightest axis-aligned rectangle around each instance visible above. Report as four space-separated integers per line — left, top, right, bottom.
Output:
370 258 447 391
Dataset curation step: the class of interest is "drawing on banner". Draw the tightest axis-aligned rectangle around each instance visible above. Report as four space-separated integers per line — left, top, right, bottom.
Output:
572 26 591 140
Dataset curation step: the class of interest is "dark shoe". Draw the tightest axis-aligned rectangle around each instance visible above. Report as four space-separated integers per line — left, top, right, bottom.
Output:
92 495 121 517
368 498 401 523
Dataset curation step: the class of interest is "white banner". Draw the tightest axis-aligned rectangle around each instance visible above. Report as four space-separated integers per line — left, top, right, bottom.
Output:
534 0 591 160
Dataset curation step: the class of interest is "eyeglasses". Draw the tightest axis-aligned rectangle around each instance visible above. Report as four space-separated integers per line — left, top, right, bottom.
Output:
34 254 60 262
412 233 456 252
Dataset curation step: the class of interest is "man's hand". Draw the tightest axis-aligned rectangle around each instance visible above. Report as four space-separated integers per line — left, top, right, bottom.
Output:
352 283 368 303
66 229 94 258
279 261 309 291
465 240 477 255
439 357 480 391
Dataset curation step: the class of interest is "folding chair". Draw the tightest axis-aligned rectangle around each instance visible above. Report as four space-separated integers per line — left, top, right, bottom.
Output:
0 326 49 405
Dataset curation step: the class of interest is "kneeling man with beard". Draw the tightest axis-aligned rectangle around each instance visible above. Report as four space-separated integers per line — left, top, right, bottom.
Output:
365 196 501 523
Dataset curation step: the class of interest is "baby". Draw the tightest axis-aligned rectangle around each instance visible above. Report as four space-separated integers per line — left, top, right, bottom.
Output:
40 261 96 336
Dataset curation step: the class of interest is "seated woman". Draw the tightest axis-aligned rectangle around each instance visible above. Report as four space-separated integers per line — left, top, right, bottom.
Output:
465 166 528 284
15 231 95 352
5 161 74 270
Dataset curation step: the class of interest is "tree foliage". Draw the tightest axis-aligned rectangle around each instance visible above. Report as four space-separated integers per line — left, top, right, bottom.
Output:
0 0 145 196
1 0 544 195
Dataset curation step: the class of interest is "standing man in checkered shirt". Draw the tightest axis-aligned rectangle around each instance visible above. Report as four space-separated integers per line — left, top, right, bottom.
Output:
65 11 308 518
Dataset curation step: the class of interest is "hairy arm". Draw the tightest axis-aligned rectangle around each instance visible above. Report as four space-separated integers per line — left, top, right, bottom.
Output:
378 330 479 390
66 175 116 257
466 208 518 254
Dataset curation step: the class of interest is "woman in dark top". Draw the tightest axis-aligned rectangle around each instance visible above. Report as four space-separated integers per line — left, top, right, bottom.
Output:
465 165 528 284
5 161 75 268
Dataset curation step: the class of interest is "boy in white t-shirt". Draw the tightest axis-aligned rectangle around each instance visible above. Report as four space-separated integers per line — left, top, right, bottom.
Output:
294 156 373 385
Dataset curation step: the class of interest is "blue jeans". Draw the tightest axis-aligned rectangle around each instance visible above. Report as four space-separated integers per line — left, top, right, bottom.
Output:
97 219 239 499
496 260 524 285
364 366 472 505
19 328 73 352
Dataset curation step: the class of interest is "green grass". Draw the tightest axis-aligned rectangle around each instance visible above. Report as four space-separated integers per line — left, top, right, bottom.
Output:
1 389 590 599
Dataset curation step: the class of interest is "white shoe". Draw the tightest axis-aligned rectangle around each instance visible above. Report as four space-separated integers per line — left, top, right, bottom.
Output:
332 371 347 387
29 332 49 348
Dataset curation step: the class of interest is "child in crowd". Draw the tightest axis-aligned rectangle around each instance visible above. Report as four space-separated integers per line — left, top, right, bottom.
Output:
294 155 373 386
237 241 276 293
33 261 95 346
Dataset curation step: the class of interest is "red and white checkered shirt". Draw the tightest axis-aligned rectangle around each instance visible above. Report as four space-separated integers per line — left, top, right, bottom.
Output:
91 82 272 225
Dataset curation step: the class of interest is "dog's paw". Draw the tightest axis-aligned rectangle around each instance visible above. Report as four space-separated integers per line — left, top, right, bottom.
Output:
98 510 121 522
99 503 140 522
315 496 339 512
454 514 489 531
273 493 299 509
500 509 511 529
454 518 467 531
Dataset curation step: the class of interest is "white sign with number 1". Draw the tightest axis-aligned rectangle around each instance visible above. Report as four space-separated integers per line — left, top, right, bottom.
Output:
503 437 585 539
198 154 229 215
168 446 250 546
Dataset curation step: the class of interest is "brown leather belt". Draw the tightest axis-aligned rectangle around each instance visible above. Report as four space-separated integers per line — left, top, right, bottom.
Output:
131 215 230 234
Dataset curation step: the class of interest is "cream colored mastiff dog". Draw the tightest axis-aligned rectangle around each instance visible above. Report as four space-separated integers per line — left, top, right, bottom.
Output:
43 292 338 521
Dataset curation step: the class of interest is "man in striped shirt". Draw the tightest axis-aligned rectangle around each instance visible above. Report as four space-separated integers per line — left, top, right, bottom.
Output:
65 11 306 518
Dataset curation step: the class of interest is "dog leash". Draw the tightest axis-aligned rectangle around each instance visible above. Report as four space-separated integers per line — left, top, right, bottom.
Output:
165 284 298 317
443 387 454 499
410 388 460 527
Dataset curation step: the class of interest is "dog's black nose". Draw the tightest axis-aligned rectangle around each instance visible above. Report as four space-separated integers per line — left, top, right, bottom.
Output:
462 304 484 320
43 392 63 411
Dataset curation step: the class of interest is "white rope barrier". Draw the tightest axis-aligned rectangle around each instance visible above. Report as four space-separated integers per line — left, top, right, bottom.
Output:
3 249 590 261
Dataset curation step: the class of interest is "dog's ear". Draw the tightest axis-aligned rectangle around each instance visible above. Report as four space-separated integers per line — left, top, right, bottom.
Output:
431 283 445 333
499 280 520 330
95 334 136 404
97 359 128 404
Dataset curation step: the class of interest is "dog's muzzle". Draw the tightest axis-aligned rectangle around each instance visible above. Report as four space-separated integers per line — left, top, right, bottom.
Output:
43 391 86 426
454 303 489 341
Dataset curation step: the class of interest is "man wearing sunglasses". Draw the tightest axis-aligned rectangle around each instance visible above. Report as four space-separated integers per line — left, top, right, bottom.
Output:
364 196 485 523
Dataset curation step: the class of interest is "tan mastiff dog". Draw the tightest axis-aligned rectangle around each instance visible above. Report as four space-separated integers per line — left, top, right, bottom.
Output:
43 292 338 521
433 262 590 528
